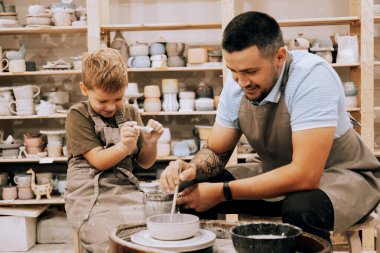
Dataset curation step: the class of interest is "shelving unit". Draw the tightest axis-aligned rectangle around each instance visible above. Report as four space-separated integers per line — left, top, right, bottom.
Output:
0 196 64 206
0 26 87 35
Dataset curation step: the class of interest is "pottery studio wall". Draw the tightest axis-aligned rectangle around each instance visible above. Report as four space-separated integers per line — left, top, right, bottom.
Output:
374 0 380 147
0 0 363 147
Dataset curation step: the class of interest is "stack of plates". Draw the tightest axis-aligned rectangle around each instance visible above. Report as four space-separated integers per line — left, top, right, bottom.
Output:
0 12 20 27
26 12 52 26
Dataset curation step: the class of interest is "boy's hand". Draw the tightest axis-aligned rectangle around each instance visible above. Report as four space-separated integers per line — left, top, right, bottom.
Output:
118 121 139 154
141 119 164 143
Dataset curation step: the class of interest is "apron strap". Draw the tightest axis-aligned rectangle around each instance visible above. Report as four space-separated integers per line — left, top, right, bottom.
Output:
114 167 141 190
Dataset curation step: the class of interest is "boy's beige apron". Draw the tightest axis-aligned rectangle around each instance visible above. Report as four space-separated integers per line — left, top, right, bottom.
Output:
226 55 380 232
65 105 145 253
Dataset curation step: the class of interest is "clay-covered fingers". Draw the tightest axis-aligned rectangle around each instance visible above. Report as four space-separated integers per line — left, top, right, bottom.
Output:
147 119 164 136
160 160 181 194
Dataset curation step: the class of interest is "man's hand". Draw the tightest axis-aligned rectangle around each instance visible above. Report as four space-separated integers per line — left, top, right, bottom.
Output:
177 182 224 212
160 159 196 194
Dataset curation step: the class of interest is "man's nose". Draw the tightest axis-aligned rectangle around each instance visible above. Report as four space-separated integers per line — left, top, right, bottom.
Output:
237 74 250 87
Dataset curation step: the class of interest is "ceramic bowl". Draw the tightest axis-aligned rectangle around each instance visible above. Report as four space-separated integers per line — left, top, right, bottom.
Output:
147 213 200 241
195 98 214 111
144 85 161 98
143 98 161 112
162 79 179 94
157 143 170 157
26 16 51 26
230 222 302 253
179 91 195 99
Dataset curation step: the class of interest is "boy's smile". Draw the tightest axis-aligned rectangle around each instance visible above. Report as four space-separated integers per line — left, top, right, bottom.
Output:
80 82 126 118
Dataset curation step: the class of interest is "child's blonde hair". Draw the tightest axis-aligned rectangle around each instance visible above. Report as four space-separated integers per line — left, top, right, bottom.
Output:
81 48 128 93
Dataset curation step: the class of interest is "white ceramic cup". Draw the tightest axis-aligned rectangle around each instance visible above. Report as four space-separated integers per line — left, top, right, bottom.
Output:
14 174 32 188
8 59 26 73
0 100 12 116
0 59 8 72
9 99 34 116
52 11 72 26
126 82 139 95
12 85 40 100
28 4 46 15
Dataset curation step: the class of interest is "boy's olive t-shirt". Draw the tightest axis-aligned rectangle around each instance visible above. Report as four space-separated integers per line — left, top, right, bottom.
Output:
65 101 144 160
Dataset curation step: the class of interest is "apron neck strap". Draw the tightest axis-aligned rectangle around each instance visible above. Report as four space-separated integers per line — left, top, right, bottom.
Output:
280 53 293 92
86 101 126 128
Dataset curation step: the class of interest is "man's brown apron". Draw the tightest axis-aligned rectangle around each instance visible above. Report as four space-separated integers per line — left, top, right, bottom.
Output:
227 55 380 232
64 104 145 253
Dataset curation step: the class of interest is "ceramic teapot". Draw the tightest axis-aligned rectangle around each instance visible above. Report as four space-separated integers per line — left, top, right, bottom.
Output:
288 33 310 51
36 100 55 116
5 44 26 60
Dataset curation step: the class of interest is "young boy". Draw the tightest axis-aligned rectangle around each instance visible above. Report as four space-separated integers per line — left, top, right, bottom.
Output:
64 48 163 253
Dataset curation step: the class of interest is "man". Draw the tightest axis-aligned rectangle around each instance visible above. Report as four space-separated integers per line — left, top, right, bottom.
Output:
160 11 380 242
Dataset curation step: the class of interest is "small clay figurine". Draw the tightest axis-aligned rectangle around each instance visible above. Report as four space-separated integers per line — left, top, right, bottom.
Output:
26 168 52 200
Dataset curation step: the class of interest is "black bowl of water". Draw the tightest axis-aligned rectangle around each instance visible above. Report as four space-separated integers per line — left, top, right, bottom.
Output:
230 222 302 253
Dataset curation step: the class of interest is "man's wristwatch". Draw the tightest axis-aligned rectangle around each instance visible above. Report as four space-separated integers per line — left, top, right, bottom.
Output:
223 181 233 201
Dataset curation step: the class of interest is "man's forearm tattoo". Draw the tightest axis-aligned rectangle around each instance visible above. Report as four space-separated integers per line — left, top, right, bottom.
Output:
190 142 234 181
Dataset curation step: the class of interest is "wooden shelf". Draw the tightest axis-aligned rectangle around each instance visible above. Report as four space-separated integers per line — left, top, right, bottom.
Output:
140 111 216 116
128 66 222 72
346 107 360 112
278 16 359 27
331 63 360 68
374 149 380 156
374 61 380 66
0 111 216 120
0 196 64 206
0 157 67 163
101 23 221 32
0 70 81 76
0 26 87 35
237 153 257 159
375 16 380 24
374 107 380 111
0 114 67 120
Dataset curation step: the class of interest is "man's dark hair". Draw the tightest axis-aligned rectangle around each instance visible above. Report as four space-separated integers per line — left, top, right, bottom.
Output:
222 11 284 58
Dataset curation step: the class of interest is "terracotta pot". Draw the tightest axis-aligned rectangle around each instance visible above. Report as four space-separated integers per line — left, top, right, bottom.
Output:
24 134 44 147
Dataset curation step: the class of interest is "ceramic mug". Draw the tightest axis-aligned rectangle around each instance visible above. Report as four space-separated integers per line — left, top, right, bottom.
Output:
9 99 34 116
0 100 12 116
36 172 53 184
12 85 40 100
128 56 150 68
28 4 46 15
150 42 166 56
17 187 34 200
46 145 62 157
52 10 72 26
14 174 32 188
2 185 17 200
0 59 8 72
166 42 185 57
9 59 26 73
0 46 9 72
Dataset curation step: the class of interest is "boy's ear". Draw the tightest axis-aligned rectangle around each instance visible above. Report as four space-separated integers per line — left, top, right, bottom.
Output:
79 82 88 96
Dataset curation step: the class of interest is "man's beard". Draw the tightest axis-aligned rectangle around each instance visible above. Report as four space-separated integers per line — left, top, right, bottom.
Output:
248 64 279 103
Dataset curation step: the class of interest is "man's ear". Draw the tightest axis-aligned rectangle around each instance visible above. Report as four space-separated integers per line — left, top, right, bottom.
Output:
79 82 88 96
276 47 287 62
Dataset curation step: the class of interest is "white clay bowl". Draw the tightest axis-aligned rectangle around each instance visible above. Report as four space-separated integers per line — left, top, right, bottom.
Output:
147 213 200 241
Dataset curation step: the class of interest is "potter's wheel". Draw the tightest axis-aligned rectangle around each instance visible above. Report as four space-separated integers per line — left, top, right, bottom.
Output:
131 229 216 252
